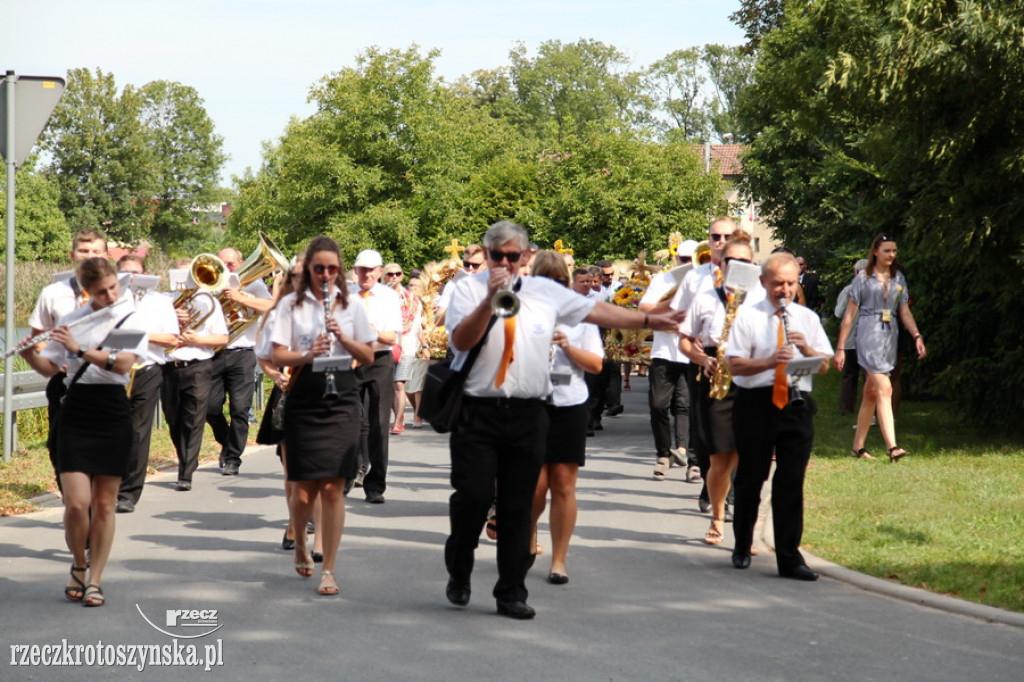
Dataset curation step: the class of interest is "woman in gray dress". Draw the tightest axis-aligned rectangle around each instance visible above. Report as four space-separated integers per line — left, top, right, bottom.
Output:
834 235 926 461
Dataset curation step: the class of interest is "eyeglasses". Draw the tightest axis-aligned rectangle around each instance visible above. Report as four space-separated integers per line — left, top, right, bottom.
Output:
709 233 731 241
312 264 339 274
678 256 692 264
385 271 403 278
601 272 613 278
463 260 483 270
724 256 753 265
488 250 522 263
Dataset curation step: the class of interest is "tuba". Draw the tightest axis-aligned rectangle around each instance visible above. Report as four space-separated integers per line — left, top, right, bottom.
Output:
170 253 228 336
217 232 290 348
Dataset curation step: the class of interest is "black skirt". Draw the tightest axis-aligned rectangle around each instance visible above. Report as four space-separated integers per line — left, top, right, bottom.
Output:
283 368 360 481
705 383 738 455
56 384 132 477
256 385 285 446
544 402 589 466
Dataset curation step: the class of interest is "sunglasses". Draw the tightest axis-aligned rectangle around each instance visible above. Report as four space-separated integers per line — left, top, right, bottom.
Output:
601 272 613 278
709 233 731 241
385 271 403 278
488 250 522 263
724 256 753 265
463 260 483 270
312 264 339 274
678 256 693 263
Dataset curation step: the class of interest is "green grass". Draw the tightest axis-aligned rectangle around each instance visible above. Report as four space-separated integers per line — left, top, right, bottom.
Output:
804 370 1024 613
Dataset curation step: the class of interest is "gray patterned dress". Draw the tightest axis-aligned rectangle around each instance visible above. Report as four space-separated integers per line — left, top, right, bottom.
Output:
850 270 909 374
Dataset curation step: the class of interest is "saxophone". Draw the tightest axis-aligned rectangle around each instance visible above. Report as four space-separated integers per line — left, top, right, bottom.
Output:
709 290 744 400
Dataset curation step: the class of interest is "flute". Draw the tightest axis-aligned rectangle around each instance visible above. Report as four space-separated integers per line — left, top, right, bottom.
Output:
2 298 129 360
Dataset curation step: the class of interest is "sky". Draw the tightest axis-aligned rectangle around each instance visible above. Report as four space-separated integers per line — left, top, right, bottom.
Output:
4 1 745 185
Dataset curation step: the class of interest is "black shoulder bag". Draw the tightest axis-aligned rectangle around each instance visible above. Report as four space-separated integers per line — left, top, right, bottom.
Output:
420 314 499 434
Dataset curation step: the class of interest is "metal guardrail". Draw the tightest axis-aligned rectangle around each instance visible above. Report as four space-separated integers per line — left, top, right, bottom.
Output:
0 370 49 453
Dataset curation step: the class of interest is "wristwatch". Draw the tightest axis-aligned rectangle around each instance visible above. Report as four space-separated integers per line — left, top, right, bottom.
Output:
75 348 85 358
105 350 120 371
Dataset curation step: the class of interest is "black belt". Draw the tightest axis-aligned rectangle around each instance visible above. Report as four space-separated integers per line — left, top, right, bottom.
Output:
374 350 392 358
463 396 544 409
169 358 206 368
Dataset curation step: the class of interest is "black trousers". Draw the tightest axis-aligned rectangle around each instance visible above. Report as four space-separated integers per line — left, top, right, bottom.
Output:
357 351 395 496
585 370 602 427
599 359 622 408
45 372 68 484
162 359 213 483
118 364 163 504
732 386 816 572
206 348 257 467
445 397 548 603
838 349 862 415
687 362 712 501
647 359 691 459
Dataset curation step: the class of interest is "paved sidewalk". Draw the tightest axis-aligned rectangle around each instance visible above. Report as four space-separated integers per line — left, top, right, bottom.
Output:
1 376 1022 680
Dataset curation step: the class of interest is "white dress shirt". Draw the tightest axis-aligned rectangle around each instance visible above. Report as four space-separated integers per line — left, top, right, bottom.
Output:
29 279 85 331
550 322 604 407
271 288 376 356
640 270 687 363
225 279 273 350
348 282 402 352
40 304 148 387
726 299 834 392
447 273 596 399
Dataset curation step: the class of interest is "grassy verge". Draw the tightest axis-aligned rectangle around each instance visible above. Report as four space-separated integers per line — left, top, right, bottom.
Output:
804 370 1023 613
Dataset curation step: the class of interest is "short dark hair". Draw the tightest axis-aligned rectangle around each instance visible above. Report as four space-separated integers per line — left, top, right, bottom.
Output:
77 257 116 290
117 254 146 272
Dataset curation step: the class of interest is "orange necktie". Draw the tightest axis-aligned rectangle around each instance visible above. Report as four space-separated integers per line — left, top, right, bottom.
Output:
772 310 788 409
714 266 723 288
494 317 515 388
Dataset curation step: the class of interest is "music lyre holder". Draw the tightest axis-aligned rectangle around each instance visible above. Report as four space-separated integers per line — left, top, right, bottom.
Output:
311 356 351 373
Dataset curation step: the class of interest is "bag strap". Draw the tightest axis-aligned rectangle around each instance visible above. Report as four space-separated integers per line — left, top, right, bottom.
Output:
459 314 498 377
66 311 135 394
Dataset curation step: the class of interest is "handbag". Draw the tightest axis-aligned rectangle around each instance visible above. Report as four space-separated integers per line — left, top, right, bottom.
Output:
420 314 498 434
391 343 402 363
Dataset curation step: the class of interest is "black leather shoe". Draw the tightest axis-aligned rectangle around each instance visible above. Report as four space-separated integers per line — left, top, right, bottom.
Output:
547 572 569 585
496 599 536 619
115 499 135 514
365 492 385 504
281 531 295 551
446 579 470 607
724 504 734 523
605 403 624 417
221 463 239 476
732 552 751 569
698 499 712 514
175 480 192 492
312 552 323 564
780 565 819 581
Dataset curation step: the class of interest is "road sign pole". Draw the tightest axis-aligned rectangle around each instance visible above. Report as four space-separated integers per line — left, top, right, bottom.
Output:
4 70 17 463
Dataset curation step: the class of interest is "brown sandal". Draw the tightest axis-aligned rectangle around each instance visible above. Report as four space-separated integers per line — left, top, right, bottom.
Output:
65 565 87 602
850 448 877 460
888 446 908 462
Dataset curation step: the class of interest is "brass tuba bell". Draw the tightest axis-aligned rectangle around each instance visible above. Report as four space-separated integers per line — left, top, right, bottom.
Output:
217 232 291 349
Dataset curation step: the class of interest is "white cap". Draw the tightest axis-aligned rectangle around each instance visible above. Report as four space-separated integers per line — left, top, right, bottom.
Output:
677 239 699 259
353 249 383 269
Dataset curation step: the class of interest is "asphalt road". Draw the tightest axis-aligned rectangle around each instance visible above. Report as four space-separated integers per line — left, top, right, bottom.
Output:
1 376 1022 681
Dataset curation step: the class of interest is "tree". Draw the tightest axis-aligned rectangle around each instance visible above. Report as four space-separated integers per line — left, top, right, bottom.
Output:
702 44 756 141
642 49 710 142
38 68 154 243
138 80 227 247
739 0 1024 424
507 40 642 142
730 0 786 51
0 159 70 261
526 131 725 258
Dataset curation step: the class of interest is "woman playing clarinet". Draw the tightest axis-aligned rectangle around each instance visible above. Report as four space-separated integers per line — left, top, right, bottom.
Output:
270 236 375 595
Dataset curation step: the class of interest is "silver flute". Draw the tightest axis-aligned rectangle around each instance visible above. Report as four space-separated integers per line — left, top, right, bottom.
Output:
321 282 340 400
2 298 129 360
777 297 805 408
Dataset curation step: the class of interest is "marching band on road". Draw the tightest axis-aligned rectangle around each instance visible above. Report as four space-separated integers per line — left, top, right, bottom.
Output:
18 220 913 617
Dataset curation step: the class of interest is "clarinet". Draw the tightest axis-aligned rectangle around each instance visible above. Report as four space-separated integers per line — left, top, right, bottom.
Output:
322 282 340 400
777 297 805 408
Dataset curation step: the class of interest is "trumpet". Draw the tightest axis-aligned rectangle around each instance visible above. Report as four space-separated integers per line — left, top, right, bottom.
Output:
491 277 520 318
322 282 340 400
777 297 805 408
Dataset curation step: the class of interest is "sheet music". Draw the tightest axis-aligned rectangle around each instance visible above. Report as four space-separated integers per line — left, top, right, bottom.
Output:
724 261 761 292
